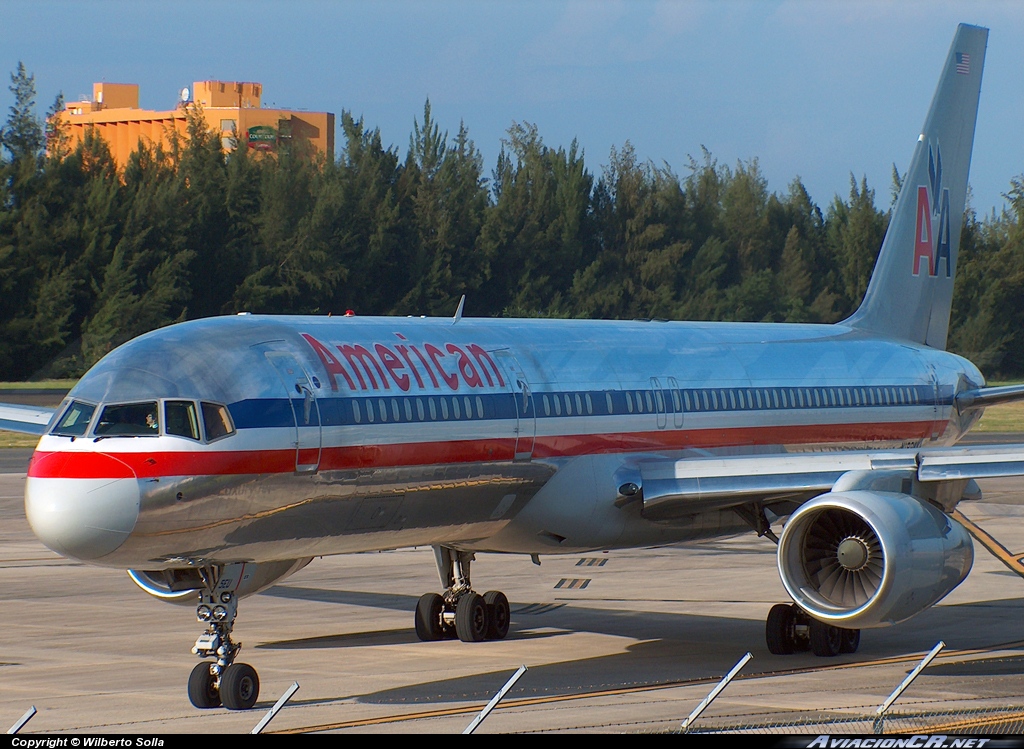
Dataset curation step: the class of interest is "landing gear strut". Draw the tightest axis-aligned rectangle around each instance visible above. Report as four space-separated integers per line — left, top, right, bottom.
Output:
414 547 511 643
765 603 860 657
187 564 261 710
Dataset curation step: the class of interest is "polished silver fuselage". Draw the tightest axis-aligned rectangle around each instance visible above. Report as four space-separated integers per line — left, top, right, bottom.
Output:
24 314 982 568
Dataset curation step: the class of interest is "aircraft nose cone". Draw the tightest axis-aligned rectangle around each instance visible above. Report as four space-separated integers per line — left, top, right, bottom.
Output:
25 452 140 561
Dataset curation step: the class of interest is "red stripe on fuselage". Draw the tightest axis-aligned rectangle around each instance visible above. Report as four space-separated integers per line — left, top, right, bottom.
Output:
27 420 944 480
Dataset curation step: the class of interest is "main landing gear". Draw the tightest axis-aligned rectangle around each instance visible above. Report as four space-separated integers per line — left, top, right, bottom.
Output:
765 603 860 657
414 547 511 643
187 564 260 710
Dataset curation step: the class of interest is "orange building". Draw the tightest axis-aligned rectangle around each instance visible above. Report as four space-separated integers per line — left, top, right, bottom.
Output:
58 81 334 167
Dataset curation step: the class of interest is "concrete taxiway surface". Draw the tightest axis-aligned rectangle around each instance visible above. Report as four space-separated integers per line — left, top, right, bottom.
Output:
2 448 1024 734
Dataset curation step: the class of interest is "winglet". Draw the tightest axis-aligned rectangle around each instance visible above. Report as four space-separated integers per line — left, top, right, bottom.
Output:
845 24 988 349
453 294 466 324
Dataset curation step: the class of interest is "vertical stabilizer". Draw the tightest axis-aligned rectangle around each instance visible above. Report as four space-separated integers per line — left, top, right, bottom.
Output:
845 24 987 349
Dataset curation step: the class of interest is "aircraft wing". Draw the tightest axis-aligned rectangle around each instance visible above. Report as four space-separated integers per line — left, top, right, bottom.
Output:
0 403 56 435
638 444 1024 522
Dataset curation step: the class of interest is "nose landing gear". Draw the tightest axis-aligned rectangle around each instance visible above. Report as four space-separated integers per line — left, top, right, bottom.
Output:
187 564 261 710
414 547 511 643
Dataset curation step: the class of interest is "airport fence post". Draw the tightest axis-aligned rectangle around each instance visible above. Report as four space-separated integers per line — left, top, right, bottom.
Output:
463 665 528 734
6 706 36 734
873 641 944 734
251 681 300 734
681 652 753 733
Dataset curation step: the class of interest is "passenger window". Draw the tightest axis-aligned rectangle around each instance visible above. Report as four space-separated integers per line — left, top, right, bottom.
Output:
575 394 583 414
565 395 572 416
554 395 561 416
586 393 593 414
428 398 437 420
416 399 425 421
440 398 449 419
391 399 400 421
352 401 362 424
201 402 235 441
645 392 654 412
543 395 551 416
95 401 159 437
463 396 472 418
625 392 633 413
605 393 614 413
379 399 388 422
476 396 484 418
165 401 200 440
404 400 413 421
452 397 461 419
52 400 96 437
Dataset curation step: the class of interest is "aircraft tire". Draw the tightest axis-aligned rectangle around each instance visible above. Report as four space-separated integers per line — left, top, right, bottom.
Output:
483 590 510 640
809 619 842 657
765 603 796 655
455 592 488 642
415 592 445 641
840 627 861 654
220 663 260 710
187 662 221 709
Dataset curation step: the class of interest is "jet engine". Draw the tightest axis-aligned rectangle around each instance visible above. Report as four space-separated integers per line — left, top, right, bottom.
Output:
777 491 972 629
128 558 313 605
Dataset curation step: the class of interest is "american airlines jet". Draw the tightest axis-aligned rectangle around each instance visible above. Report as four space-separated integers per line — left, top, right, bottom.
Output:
3 24 1019 711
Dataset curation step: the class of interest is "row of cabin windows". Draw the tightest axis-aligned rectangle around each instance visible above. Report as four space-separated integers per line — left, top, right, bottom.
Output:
540 385 925 417
351 395 487 424
673 385 924 414
541 392 597 417
52 399 235 442
342 384 927 427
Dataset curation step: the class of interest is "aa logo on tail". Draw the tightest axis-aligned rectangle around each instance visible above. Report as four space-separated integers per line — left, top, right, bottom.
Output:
912 142 952 278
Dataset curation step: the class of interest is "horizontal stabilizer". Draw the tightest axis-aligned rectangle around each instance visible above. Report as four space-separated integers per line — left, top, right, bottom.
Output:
0 403 55 435
955 384 1024 411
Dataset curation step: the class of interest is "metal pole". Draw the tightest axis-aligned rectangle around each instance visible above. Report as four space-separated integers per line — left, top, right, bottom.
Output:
251 681 300 734
7 706 36 734
681 652 753 733
873 641 944 734
463 665 528 734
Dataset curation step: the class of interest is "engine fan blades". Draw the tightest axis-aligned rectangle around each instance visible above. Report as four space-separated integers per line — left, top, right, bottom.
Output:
801 509 883 608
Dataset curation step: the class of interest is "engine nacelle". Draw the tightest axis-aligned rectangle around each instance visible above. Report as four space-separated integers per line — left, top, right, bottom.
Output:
128 558 313 605
777 491 972 629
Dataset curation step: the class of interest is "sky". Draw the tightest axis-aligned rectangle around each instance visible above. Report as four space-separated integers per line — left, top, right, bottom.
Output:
2 0 1022 218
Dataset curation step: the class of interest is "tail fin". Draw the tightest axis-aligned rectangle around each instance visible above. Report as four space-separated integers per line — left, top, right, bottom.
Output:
845 23 987 349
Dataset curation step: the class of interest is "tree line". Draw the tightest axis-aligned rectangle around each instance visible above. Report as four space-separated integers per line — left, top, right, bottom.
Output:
1 63 1023 381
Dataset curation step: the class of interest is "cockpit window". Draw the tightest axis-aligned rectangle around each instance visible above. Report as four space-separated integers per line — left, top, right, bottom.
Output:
165 401 200 440
52 400 96 437
201 402 234 441
94 402 160 437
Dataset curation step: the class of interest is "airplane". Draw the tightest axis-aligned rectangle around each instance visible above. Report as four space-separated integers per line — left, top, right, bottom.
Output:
4 23 1021 712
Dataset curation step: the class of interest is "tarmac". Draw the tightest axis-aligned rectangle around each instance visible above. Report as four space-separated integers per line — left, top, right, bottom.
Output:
2 448 1024 735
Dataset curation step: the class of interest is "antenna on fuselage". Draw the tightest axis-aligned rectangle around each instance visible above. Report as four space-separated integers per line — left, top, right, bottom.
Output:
453 294 466 324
